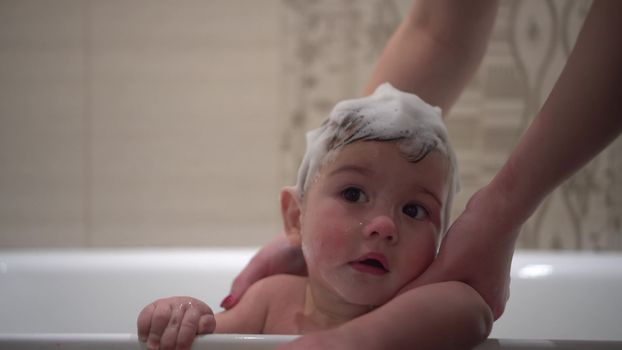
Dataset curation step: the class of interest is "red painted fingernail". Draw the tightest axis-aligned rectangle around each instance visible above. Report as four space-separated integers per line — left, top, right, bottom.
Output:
220 295 233 309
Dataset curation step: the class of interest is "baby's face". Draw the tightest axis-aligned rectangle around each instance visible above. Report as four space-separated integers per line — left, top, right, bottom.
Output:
299 141 449 306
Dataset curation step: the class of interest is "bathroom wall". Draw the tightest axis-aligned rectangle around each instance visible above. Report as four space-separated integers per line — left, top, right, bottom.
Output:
0 0 282 247
279 0 621 251
0 0 619 249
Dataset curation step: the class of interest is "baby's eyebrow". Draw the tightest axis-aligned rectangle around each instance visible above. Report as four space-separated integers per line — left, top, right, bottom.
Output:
419 186 443 209
326 164 373 177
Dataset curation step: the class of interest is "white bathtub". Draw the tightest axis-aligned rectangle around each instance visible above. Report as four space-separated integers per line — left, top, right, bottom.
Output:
0 248 621 349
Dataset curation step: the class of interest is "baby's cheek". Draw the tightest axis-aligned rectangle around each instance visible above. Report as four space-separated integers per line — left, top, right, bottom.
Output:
402 235 436 279
302 197 363 262
303 219 355 266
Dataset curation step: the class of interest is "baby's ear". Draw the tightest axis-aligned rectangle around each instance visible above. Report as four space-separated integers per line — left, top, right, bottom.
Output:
280 187 302 246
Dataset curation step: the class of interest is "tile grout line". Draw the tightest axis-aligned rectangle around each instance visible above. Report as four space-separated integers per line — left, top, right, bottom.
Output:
82 1 93 247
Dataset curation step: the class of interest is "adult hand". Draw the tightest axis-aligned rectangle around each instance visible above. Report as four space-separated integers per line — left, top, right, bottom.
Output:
137 296 215 350
221 236 306 309
402 184 521 319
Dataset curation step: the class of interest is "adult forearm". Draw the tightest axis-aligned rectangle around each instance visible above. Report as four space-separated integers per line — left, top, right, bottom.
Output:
365 0 499 112
490 0 622 224
333 282 492 350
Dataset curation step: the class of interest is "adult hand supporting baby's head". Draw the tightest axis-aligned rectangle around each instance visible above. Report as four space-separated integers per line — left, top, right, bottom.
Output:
400 184 521 320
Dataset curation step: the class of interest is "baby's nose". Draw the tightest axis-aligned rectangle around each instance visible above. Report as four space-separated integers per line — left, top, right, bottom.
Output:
362 215 398 243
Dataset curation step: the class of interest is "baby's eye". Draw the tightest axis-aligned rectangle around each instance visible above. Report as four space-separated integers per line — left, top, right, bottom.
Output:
403 203 429 220
341 187 367 203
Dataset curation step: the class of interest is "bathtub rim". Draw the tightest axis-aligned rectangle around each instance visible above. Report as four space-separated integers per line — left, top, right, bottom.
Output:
1 333 622 350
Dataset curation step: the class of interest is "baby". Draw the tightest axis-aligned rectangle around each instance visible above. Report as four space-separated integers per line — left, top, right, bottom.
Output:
137 83 491 350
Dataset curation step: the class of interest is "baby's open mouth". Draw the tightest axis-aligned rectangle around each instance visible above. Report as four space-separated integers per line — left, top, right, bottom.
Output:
350 253 390 275
359 258 387 270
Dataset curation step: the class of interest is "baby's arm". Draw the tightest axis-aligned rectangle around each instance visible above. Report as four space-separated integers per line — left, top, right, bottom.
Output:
279 281 492 350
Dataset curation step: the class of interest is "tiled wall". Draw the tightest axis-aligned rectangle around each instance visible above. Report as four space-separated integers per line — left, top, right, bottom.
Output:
280 0 621 250
0 0 282 247
1 0 619 249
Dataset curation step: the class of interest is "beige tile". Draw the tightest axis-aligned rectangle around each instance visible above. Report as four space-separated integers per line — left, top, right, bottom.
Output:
0 0 86 247
88 0 282 246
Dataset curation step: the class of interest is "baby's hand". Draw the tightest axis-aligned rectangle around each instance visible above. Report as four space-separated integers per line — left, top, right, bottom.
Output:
137 296 215 350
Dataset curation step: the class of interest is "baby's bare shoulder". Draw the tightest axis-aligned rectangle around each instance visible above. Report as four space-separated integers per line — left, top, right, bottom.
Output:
215 275 306 333
250 274 307 298
258 275 307 334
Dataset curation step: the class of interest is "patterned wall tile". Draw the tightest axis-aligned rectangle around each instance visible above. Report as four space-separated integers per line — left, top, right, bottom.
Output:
280 0 621 250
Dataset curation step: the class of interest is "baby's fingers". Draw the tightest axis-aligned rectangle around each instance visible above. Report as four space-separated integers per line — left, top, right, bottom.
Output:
159 304 187 350
137 303 156 342
175 307 199 350
198 313 216 334
146 303 173 350
176 308 215 350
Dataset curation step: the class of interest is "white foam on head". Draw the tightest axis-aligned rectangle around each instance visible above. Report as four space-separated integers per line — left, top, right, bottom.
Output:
295 83 459 239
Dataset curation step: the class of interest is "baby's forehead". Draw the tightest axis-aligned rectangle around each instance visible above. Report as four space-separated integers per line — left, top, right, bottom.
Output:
320 141 450 186
326 139 447 167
